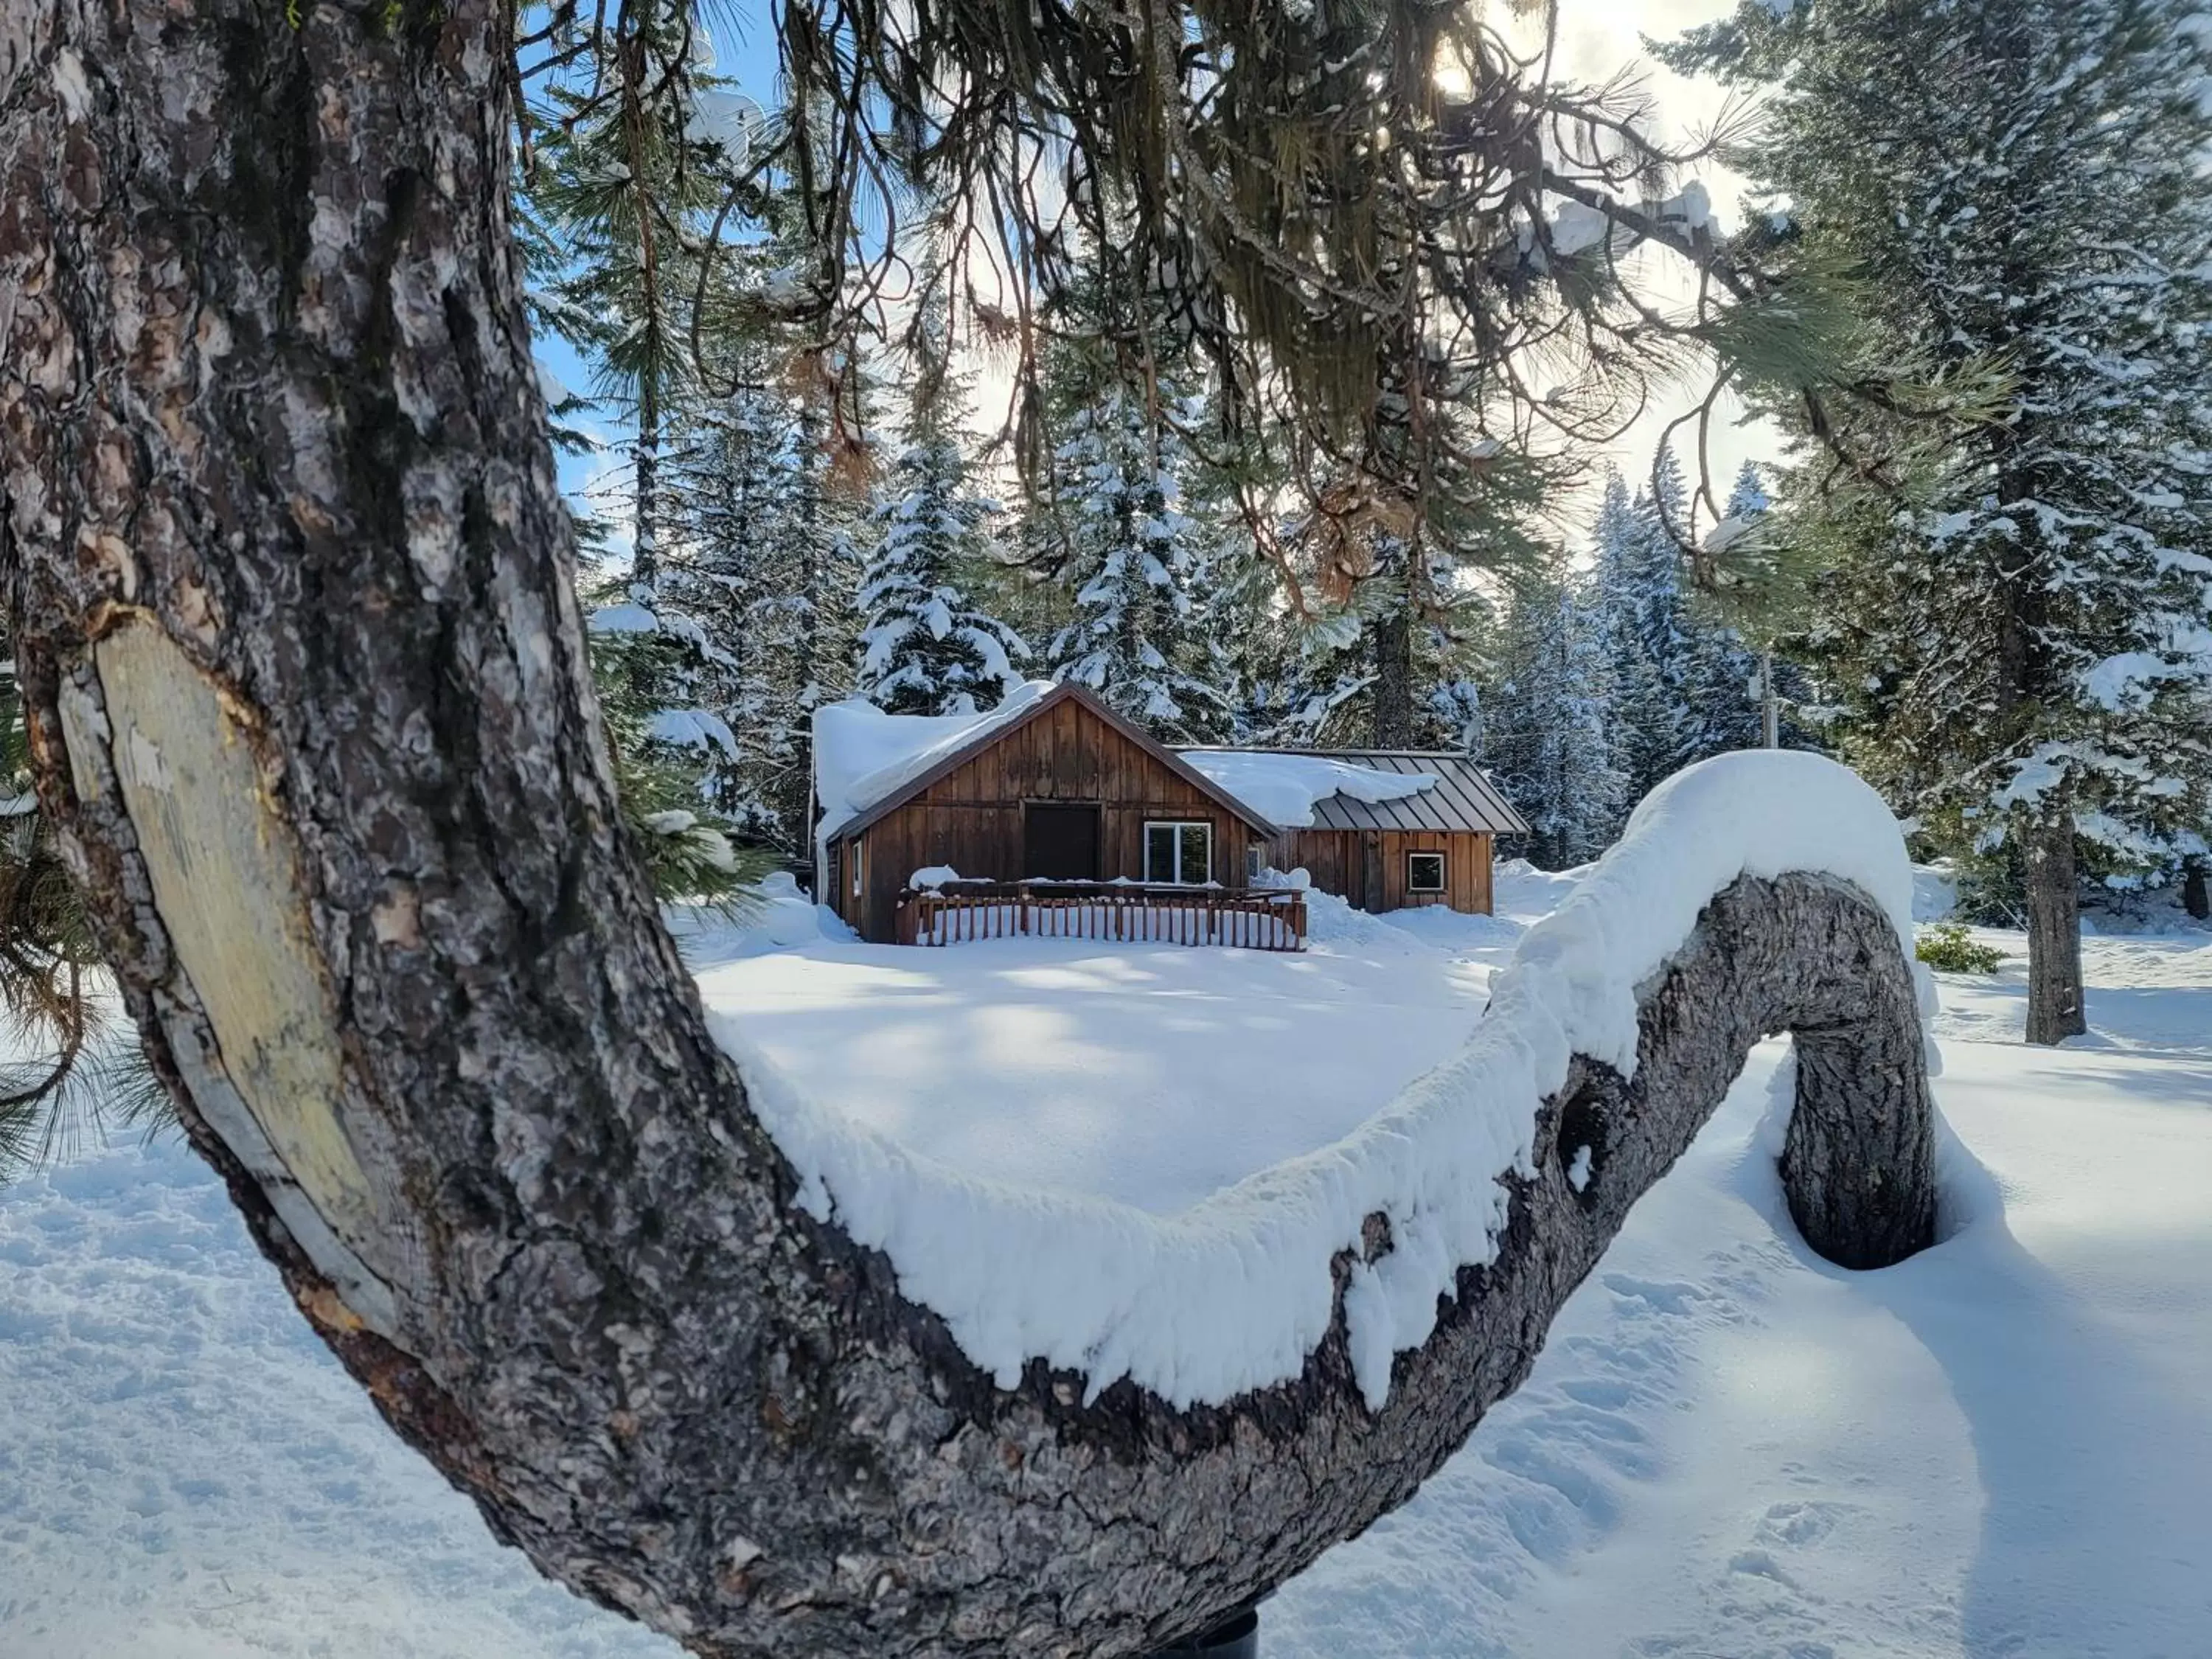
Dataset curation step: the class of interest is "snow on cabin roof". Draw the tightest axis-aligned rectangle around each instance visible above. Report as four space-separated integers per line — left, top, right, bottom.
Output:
1177 751 1439 830
1178 748 1531 836
813 682 1058 844
812 682 1279 848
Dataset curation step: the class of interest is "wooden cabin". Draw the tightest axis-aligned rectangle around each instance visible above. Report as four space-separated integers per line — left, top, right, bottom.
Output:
812 684 1529 945
1175 748 1530 917
815 683 1281 945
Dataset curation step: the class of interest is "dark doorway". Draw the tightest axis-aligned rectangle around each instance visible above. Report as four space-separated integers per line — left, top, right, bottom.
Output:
1024 804 1102 880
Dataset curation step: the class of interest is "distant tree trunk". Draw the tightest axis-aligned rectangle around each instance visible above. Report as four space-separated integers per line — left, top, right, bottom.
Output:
2183 854 2210 922
1760 646 1780 750
1371 605 1414 747
0 3 1938 1654
2024 810 2087 1044
795 400 825 699
633 378 662 590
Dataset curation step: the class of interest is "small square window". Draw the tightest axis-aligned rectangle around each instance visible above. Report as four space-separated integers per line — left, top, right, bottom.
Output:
1407 851 1446 894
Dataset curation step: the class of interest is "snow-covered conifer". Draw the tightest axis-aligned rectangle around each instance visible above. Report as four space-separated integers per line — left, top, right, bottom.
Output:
1042 386 1230 740
855 383 1030 717
1666 0 2212 1040
1588 465 1696 806
1486 566 1627 869
1587 453 1788 820
657 369 804 834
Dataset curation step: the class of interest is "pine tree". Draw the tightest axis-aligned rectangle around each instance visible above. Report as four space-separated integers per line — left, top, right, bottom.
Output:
526 2 740 592
855 370 1031 717
1486 566 1627 869
1287 442 1546 750
1674 465 1768 762
1666 0 2212 1040
1589 465 1697 807
762 385 869 825
658 364 804 835
1691 460 1819 751
1587 452 1801 824
1040 381 1233 740
518 6 785 852
1167 403 1371 747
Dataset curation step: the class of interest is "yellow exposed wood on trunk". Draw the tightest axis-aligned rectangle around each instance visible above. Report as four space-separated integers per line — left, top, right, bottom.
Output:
70 618 387 1282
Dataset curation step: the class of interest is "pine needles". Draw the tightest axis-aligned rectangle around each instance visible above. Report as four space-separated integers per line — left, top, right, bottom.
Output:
0 673 170 1184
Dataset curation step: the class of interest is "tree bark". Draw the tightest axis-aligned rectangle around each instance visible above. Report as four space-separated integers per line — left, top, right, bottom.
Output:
1371 604 1414 747
2024 810 2087 1045
1760 645 1779 750
0 4 1938 1656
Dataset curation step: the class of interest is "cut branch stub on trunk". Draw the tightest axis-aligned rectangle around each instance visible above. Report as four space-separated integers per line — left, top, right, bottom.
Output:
0 4 1936 1657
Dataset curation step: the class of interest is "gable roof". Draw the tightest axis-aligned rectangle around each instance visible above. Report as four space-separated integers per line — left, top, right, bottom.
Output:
816 681 1281 843
1175 748 1530 836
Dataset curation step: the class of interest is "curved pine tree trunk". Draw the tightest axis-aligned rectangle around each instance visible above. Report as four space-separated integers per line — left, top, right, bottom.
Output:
0 4 1938 1655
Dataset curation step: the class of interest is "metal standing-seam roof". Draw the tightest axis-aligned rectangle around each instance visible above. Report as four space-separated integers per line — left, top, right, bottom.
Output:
1174 748 1531 836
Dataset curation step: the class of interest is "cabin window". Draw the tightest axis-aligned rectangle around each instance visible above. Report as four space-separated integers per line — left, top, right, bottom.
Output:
850 837 865 899
1144 821 1213 885
1245 843 1264 884
1407 851 1447 894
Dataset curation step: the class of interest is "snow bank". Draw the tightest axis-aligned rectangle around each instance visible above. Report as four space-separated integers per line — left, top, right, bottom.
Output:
1181 750 1436 828
743 872 832 947
1302 887 1435 956
712 750 1924 1411
1913 862 1959 922
812 682 1055 845
669 873 848 961
1492 858 1587 921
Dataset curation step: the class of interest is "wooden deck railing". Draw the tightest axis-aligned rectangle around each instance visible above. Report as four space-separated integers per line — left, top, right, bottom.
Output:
894 883 1307 951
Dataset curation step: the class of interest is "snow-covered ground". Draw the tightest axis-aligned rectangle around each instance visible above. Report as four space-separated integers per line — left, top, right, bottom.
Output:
2 867 2207 1658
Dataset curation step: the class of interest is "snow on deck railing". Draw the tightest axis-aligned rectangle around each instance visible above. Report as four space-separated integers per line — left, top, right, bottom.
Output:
896 882 1307 951
709 751 1929 1412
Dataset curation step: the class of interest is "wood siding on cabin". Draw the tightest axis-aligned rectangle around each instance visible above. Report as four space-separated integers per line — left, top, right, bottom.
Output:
843 700 1259 942
1271 830 1494 915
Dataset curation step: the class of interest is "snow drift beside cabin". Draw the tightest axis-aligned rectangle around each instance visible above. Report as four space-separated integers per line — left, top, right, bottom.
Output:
1180 750 1439 828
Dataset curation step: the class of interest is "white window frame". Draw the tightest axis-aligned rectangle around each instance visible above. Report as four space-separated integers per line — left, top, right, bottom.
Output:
1245 842 1264 885
1143 820 1214 886
850 835 865 899
1406 849 1447 894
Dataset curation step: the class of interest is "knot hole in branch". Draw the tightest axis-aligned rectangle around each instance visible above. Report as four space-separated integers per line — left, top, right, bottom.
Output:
1557 1083 1610 1209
